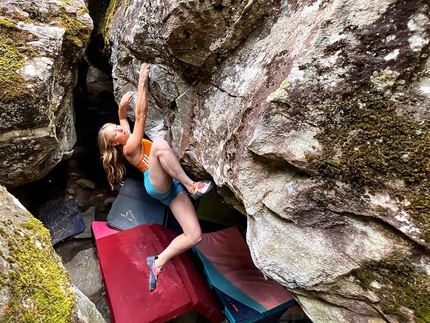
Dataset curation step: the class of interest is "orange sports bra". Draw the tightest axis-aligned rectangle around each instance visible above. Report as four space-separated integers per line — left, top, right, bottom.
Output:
133 139 152 173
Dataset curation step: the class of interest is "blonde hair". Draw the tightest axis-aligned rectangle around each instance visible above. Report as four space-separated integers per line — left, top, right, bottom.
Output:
97 123 126 189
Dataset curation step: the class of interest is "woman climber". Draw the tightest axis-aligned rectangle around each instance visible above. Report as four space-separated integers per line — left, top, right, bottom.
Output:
97 62 214 292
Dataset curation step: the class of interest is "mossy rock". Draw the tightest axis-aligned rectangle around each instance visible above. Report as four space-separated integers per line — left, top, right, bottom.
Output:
0 187 76 323
307 91 430 242
0 3 92 104
0 19 35 103
354 252 430 322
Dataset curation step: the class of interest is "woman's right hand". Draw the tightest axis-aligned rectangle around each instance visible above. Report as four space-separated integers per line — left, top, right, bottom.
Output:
139 63 151 86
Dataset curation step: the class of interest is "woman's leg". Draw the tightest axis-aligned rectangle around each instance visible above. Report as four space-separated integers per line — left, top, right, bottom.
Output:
148 138 196 194
145 139 213 291
154 191 202 269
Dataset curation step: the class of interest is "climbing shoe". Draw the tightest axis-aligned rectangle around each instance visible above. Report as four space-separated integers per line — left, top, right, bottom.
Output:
146 255 161 292
190 180 215 200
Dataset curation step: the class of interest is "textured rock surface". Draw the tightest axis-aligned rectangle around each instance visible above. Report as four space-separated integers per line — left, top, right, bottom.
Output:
1 0 429 322
0 186 106 322
64 248 103 300
0 0 92 187
105 1 430 322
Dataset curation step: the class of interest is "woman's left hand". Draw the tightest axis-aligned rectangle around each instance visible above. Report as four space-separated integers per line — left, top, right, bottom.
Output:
119 91 134 108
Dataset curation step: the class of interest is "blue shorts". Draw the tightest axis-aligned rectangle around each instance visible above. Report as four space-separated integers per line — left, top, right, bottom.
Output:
144 170 185 206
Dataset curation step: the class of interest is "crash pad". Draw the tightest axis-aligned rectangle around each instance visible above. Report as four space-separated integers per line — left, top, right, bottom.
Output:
194 227 296 323
151 223 225 322
37 196 86 245
91 221 119 239
106 177 166 230
92 222 224 323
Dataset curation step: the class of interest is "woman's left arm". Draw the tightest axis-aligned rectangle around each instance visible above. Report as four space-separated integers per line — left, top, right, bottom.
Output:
123 63 150 161
118 91 133 133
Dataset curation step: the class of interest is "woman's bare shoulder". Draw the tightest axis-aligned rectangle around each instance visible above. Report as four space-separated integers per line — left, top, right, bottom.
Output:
123 137 143 165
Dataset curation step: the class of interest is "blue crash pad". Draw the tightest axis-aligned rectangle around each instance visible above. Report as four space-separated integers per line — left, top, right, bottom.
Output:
37 196 86 245
106 177 166 230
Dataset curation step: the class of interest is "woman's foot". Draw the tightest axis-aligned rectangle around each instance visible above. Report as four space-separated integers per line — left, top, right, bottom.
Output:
189 180 215 200
146 255 161 292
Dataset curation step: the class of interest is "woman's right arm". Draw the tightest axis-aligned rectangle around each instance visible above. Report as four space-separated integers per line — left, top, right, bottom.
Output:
135 63 150 122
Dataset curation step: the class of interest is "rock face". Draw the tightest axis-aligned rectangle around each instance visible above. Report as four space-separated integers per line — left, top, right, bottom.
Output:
0 186 106 322
0 0 92 187
105 1 430 322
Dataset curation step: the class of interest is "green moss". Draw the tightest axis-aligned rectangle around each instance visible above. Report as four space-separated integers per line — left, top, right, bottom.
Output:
20 221 35 230
0 16 40 103
0 8 90 103
354 253 430 322
80 6 89 15
0 37 26 101
0 217 75 323
0 18 17 29
63 13 90 48
308 91 430 241
99 0 123 45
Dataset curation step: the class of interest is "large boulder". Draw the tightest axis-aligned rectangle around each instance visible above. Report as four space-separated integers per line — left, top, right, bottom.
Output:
0 186 106 322
0 0 93 187
106 0 430 322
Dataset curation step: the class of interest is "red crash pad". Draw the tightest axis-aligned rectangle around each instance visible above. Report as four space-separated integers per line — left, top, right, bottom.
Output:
151 224 225 322
92 222 224 323
92 221 120 239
